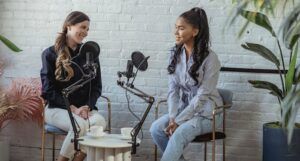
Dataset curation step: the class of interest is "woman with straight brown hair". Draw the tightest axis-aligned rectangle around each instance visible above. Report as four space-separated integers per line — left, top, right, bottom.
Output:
40 11 106 161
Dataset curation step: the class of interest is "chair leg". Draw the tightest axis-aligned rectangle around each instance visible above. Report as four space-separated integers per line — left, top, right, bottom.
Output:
223 139 225 161
41 131 45 161
204 142 207 161
154 145 157 161
52 134 55 161
212 140 215 161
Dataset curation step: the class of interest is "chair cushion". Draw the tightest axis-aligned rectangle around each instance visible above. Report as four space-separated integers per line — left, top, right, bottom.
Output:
193 132 226 142
45 124 67 135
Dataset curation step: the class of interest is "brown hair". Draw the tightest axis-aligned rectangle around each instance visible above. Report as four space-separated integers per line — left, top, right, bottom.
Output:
54 11 89 81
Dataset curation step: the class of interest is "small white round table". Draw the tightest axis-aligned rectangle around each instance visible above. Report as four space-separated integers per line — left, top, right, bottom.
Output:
79 134 134 161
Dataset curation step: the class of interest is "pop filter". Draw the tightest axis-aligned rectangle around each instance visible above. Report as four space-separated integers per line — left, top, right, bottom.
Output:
79 41 100 65
131 51 149 71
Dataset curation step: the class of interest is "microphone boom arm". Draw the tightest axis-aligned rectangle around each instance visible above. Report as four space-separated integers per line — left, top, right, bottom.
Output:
117 79 155 154
62 70 96 152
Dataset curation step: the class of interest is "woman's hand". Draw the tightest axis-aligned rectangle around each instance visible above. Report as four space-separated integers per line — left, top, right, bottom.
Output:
78 105 90 119
71 105 90 119
165 118 178 137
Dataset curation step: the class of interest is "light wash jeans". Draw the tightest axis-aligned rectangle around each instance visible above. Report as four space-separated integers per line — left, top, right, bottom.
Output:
45 106 106 159
150 114 222 161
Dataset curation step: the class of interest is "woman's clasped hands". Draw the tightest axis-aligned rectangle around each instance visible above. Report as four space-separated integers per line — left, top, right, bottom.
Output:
71 105 90 119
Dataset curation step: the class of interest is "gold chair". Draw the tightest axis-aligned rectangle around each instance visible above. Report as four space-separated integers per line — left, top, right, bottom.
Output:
154 89 233 161
41 95 112 161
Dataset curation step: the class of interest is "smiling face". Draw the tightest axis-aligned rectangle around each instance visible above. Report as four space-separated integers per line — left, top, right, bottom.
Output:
174 17 199 46
67 20 90 46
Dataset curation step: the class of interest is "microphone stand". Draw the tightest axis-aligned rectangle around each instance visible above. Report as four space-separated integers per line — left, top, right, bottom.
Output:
61 66 97 152
117 77 155 154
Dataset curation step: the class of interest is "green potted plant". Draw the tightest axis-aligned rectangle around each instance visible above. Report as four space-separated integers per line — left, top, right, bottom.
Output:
229 1 300 161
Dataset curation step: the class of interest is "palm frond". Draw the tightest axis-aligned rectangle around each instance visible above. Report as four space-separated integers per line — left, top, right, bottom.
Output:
281 2 300 45
0 78 44 128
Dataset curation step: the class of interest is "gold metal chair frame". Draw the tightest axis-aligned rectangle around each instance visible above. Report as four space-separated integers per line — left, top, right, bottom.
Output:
154 89 232 161
41 95 112 161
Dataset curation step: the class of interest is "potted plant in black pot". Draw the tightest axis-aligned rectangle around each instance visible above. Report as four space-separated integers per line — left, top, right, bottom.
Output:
230 1 300 161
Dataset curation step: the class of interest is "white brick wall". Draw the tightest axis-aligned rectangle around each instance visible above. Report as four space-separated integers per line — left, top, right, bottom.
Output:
0 0 299 161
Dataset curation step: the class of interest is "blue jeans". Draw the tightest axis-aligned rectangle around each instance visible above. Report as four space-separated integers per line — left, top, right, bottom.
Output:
150 114 221 161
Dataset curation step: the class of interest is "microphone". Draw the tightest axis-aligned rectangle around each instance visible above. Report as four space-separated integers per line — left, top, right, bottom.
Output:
86 52 92 68
117 51 150 86
131 51 149 71
126 60 134 78
116 50 154 155
117 60 134 80
79 41 100 71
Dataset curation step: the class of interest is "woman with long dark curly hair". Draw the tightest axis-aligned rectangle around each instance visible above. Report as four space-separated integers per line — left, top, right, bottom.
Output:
150 7 223 161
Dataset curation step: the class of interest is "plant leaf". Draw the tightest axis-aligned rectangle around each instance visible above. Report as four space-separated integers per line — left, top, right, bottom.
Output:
281 88 300 144
0 35 22 52
248 80 283 99
253 0 264 9
238 21 250 38
281 2 300 45
293 64 300 84
1 78 43 126
240 10 276 37
284 21 300 49
241 42 280 66
285 42 298 92
226 0 249 31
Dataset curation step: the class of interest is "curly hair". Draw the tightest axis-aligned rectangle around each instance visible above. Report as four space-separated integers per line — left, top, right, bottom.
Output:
54 11 89 81
167 7 210 85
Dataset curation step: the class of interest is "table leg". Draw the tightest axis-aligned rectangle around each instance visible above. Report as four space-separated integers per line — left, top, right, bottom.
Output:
124 148 131 161
104 148 114 161
86 147 95 161
95 148 104 161
115 148 123 161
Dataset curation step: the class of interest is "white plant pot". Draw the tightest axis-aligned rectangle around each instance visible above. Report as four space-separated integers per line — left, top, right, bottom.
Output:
0 136 10 161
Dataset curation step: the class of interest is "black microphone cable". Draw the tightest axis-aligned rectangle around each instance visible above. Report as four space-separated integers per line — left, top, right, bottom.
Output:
68 59 92 132
87 80 92 132
70 60 85 76
125 89 144 139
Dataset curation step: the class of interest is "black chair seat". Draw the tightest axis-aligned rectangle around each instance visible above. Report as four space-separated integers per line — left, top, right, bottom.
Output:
193 132 226 142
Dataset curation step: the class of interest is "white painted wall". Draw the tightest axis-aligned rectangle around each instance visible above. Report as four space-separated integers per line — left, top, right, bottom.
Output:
0 0 298 161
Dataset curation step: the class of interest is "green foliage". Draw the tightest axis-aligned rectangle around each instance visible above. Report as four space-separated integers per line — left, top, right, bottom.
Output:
231 0 300 144
0 35 22 52
241 43 280 66
282 3 300 49
240 10 276 36
285 43 298 92
248 80 283 99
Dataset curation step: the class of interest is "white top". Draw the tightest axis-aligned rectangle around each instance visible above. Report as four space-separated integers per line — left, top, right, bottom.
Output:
79 134 139 148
